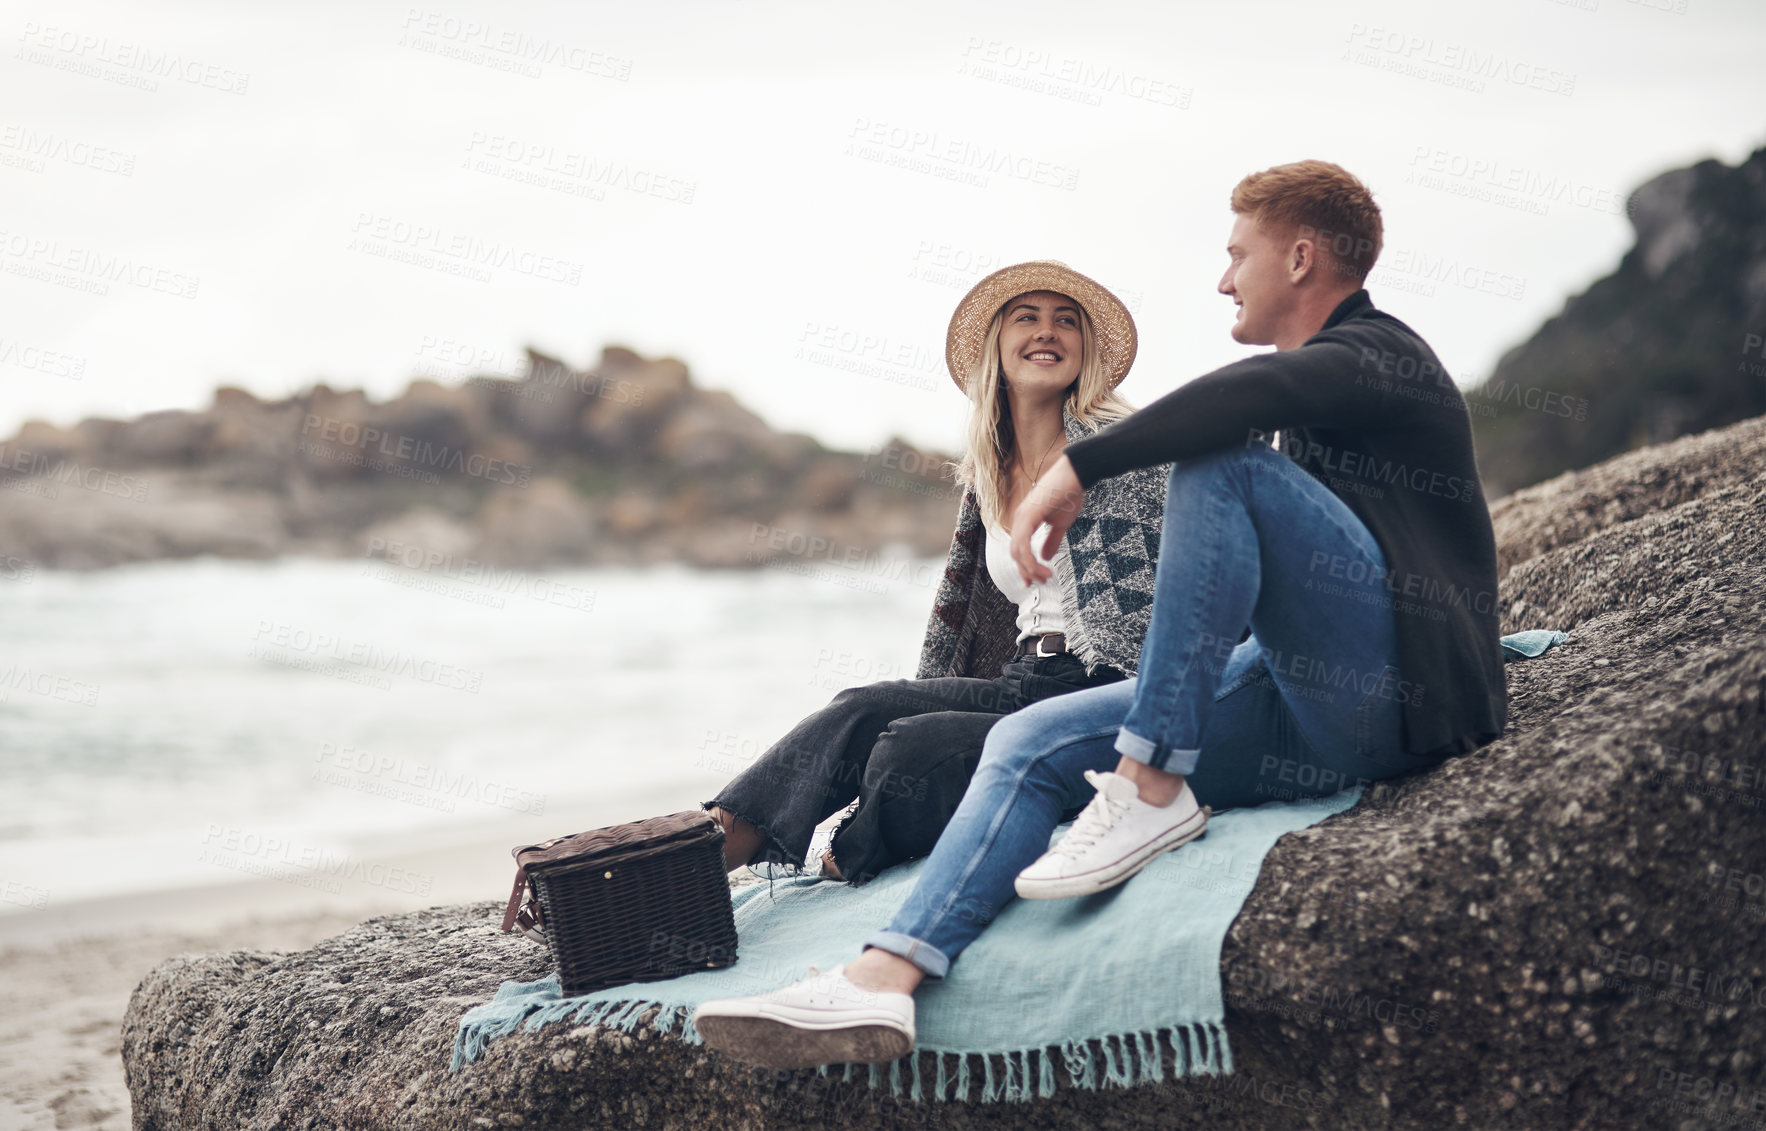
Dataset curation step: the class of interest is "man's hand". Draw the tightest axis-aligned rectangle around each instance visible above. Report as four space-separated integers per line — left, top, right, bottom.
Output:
1009 454 1085 585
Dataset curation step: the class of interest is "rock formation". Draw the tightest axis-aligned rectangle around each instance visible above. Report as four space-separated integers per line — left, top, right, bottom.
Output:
1469 145 1766 498
122 414 1766 1128
0 347 957 571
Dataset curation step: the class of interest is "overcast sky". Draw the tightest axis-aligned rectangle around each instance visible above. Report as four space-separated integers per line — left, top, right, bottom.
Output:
4 0 1763 455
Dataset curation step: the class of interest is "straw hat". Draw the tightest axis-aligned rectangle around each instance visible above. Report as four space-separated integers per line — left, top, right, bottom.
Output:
944 260 1138 391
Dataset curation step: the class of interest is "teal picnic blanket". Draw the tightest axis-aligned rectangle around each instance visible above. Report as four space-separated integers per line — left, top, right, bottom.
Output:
452 787 1362 1103
1501 629 1570 662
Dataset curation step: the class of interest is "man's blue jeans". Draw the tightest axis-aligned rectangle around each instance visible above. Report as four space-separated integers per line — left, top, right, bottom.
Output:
865 445 1423 977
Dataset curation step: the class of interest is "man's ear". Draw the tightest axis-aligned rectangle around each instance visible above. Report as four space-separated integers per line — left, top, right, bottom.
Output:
1288 235 1317 284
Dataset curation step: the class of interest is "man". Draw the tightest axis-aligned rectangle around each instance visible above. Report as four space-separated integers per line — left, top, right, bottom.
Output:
695 160 1506 1067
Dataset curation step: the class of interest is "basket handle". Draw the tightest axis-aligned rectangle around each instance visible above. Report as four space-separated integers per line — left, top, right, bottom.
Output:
499 865 528 933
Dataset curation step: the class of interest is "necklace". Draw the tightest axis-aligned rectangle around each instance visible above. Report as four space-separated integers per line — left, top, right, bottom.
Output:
1019 430 1064 486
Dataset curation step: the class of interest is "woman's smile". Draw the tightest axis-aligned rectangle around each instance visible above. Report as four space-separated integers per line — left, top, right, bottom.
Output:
999 290 1084 390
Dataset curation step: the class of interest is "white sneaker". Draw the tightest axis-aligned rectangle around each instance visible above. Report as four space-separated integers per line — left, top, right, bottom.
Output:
693 964 915 1068
1015 770 1209 900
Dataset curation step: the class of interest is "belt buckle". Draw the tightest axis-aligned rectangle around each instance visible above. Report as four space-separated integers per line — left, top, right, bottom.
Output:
1035 635 1059 658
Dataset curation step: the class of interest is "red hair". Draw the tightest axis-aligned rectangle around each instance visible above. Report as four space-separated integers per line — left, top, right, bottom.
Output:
1231 160 1383 282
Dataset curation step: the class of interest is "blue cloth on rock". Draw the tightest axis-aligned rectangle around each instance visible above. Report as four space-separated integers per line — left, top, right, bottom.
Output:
452 787 1362 1103
1500 629 1570 662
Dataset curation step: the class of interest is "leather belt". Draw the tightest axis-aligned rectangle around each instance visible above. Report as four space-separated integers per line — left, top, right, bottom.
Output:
1016 633 1068 658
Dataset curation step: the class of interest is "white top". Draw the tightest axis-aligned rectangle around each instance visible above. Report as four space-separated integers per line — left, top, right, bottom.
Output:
983 522 1069 644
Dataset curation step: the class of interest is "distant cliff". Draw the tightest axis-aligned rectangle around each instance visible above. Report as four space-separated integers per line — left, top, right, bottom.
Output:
1470 144 1766 498
0 347 959 570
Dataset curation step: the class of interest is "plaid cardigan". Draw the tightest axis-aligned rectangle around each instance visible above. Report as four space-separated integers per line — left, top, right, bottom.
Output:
915 412 1170 680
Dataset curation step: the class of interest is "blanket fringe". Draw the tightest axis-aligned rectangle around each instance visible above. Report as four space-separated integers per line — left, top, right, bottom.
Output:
452 978 1234 1106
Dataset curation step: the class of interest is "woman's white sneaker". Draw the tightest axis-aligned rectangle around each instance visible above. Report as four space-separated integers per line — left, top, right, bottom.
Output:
1015 770 1209 899
693 965 915 1068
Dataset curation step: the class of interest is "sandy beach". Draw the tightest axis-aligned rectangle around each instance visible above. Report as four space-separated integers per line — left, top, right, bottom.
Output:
0 909 373 1131
0 797 797 1131
0 826 553 1131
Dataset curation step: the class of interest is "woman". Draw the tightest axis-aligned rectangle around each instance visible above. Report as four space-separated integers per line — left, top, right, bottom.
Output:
705 261 1170 885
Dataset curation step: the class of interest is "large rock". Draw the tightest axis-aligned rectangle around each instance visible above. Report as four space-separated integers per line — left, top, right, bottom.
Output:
124 417 1766 1128
1468 145 1766 498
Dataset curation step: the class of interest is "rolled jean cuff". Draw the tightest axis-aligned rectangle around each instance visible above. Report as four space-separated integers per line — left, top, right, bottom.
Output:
1113 728 1201 776
863 929 951 979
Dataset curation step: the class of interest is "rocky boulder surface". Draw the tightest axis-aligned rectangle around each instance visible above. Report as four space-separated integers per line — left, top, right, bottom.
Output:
123 416 1766 1129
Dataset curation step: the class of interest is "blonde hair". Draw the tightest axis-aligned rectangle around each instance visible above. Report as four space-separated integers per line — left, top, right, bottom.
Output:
954 293 1133 528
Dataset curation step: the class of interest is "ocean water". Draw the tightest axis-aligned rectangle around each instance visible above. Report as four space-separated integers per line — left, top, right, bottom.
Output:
0 555 936 910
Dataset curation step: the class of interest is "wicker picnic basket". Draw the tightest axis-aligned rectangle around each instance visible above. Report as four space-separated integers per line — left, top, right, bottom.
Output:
499 810 738 996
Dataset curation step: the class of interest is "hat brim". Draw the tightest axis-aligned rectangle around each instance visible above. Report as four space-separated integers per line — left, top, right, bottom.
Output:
945 261 1138 392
